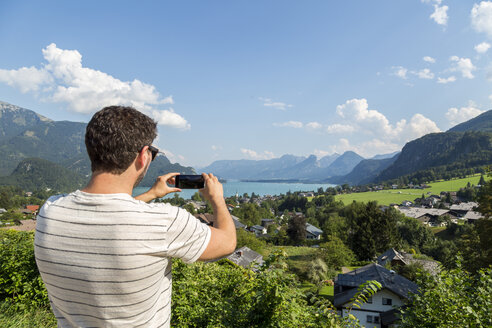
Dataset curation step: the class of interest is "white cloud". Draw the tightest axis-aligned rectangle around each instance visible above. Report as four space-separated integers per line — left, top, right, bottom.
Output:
240 148 275 160
325 123 355 134
0 66 53 93
445 105 484 126
211 145 222 151
423 56 436 63
449 56 476 79
259 97 293 110
273 121 303 128
150 109 190 130
417 68 435 79
437 76 456 84
335 98 441 144
0 43 188 129
393 66 408 79
471 1 492 38
430 4 449 26
306 122 323 130
475 41 491 53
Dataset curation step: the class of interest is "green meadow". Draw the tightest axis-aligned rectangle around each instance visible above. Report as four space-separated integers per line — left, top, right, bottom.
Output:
335 174 490 206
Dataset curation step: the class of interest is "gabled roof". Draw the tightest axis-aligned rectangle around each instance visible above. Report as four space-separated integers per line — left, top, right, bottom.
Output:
463 211 483 221
334 263 418 307
450 202 478 211
398 207 449 219
231 215 247 229
377 248 409 266
218 246 263 269
306 223 323 235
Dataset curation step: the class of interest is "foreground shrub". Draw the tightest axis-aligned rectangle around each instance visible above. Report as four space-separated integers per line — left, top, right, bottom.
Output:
0 230 48 310
399 259 492 327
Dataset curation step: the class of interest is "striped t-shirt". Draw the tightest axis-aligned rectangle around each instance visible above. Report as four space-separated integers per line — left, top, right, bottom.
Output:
34 190 211 328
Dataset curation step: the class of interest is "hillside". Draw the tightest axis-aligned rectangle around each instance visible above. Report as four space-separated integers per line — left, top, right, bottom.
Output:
0 158 86 192
329 154 399 185
375 131 492 183
0 101 195 188
448 109 492 133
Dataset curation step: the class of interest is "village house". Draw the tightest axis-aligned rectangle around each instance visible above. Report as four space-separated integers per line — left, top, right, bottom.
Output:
306 223 323 240
398 207 450 226
377 248 440 276
210 246 263 269
249 225 267 236
260 218 275 228
334 263 419 328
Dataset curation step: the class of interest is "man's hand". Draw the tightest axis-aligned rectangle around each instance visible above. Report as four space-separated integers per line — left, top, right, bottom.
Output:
199 173 224 205
135 172 181 203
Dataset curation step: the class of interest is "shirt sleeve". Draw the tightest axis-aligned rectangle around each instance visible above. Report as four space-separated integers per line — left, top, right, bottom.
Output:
165 207 211 263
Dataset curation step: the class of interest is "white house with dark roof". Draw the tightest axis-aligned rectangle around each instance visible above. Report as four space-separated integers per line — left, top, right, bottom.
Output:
334 263 419 328
306 223 323 240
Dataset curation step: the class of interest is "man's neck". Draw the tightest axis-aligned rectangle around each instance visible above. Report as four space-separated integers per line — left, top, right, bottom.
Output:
82 171 135 195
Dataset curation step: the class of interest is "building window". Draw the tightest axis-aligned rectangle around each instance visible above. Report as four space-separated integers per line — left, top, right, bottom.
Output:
374 316 380 324
382 298 392 305
366 296 373 303
366 315 373 323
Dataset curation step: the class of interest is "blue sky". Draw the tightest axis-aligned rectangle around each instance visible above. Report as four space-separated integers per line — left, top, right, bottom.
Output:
1 0 492 167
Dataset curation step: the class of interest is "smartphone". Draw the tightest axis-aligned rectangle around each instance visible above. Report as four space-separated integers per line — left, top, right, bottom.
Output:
175 175 205 189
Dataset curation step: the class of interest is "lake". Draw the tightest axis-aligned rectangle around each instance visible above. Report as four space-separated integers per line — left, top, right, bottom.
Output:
132 180 336 199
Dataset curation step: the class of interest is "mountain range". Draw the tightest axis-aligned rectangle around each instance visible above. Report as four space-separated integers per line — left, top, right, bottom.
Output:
202 111 492 185
0 101 194 191
0 100 491 190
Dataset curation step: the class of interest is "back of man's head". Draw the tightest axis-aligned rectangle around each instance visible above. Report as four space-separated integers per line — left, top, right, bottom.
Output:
85 106 157 174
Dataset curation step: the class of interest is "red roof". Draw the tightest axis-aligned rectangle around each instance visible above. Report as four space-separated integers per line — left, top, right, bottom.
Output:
26 205 40 212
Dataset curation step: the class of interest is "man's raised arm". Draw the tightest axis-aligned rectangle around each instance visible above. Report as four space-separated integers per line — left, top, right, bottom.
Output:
198 173 237 260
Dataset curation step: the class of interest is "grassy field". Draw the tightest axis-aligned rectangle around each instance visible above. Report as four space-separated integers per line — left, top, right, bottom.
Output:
335 174 490 206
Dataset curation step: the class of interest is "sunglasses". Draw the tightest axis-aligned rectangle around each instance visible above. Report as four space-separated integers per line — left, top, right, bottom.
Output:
141 145 163 161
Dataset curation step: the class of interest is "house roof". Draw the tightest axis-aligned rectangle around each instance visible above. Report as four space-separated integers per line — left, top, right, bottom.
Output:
377 248 409 266
450 202 478 211
215 246 263 269
250 225 265 230
398 207 449 219
195 213 215 225
231 215 247 229
26 205 40 212
463 211 484 221
334 263 418 307
306 223 323 235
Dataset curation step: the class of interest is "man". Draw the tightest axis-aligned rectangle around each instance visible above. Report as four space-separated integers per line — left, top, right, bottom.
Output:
34 106 236 328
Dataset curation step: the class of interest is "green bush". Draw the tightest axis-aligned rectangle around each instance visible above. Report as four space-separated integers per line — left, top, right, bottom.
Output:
0 230 49 310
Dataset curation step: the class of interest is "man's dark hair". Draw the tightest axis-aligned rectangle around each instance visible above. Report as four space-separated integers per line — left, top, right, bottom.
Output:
85 106 158 174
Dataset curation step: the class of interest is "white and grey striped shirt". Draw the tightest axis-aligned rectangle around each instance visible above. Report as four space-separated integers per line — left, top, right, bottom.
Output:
34 190 211 328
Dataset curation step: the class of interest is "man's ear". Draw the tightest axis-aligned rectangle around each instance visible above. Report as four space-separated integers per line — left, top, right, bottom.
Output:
135 146 150 170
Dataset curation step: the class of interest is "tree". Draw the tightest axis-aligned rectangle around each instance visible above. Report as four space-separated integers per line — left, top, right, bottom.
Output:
319 236 355 270
344 202 400 260
236 229 267 254
287 215 306 245
399 259 492 327
191 192 202 201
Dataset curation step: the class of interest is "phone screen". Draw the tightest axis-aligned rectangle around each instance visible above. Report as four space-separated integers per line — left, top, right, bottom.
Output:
175 175 205 189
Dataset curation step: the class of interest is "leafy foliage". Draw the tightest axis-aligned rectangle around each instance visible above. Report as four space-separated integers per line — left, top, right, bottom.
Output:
0 230 48 310
171 251 328 327
399 259 492 327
